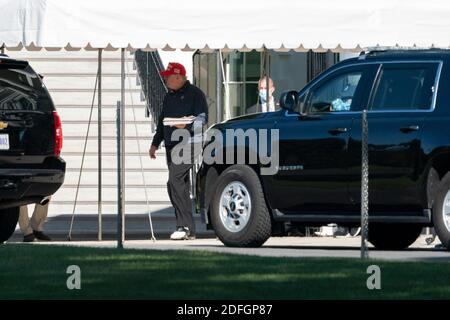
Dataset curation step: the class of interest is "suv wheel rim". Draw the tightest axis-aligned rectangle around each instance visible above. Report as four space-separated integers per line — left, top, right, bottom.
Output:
443 190 450 232
219 181 252 233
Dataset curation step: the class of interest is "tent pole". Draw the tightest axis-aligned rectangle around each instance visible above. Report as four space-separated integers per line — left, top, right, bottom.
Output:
218 50 230 120
216 50 222 123
360 109 369 259
265 48 270 113
97 48 103 241
121 49 126 244
117 48 126 249
116 100 123 249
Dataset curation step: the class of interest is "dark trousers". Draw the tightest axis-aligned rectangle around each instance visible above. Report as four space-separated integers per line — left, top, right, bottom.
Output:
166 147 195 234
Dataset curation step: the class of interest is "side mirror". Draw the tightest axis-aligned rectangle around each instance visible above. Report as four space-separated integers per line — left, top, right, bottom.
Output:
279 91 298 112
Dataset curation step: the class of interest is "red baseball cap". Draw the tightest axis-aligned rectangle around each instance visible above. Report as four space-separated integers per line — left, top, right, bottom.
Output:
159 62 186 77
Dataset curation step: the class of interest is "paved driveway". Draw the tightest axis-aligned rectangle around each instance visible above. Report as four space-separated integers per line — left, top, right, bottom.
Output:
28 235 450 262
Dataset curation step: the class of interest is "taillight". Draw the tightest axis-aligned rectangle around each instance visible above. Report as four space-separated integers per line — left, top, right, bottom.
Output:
53 111 63 157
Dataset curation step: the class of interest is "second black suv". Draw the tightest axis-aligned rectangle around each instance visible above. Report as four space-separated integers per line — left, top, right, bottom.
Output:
0 55 65 243
197 49 450 250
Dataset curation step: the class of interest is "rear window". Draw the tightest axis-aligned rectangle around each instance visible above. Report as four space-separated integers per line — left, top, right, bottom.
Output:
0 66 54 112
370 62 439 111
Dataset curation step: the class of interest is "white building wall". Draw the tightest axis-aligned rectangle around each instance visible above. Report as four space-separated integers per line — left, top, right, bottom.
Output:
5 48 174 218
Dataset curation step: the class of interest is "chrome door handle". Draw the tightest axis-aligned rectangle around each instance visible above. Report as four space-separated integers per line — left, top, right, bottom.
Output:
400 125 420 133
329 127 348 135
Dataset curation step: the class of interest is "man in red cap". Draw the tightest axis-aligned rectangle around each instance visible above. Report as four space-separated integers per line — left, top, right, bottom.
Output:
149 62 208 240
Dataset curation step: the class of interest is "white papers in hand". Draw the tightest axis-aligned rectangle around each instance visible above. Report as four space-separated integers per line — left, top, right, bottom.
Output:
163 115 196 126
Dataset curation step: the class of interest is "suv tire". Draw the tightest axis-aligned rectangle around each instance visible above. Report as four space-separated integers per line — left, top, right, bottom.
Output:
432 173 450 250
368 223 422 250
0 207 20 244
210 165 271 247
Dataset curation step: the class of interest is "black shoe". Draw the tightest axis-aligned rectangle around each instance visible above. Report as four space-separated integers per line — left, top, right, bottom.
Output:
23 233 36 242
33 230 51 241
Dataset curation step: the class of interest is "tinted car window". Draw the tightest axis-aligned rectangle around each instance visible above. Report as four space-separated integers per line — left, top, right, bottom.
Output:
306 71 363 113
370 63 439 111
0 66 54 112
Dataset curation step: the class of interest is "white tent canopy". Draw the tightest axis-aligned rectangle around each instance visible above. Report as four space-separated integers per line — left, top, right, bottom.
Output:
1 0 450 52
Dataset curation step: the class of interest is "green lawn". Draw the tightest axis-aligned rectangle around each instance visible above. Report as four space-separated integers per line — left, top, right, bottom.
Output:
0 244 449 299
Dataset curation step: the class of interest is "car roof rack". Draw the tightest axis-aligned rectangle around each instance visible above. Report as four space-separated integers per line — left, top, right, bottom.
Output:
358 46 450 59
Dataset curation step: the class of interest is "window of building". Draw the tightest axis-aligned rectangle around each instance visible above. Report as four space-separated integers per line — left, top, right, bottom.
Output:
307 50 340 83
193 51 218 126
222 50 261 119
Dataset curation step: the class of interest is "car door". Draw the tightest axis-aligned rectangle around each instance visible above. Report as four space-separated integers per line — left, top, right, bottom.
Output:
348 61 441 214
268 64 378 214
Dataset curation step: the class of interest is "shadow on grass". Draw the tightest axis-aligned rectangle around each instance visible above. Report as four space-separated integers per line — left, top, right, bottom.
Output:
0 244 449 299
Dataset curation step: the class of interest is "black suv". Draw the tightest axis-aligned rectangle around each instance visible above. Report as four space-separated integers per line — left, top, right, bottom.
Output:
0 55 65 243
197 49 450 250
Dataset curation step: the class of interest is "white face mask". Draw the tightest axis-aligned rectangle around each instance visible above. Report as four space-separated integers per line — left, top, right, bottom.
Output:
259 90 268 102
259 88 274 103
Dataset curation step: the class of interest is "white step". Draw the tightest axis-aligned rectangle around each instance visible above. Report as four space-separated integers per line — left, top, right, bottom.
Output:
44 74 141 91
62 123 151 137
58 107 148 123
52 186 170 202
27 60 136 75
62 139 159 153
62 170 169 186
63 154 168 170
50 91 144 106
47 203 174 217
